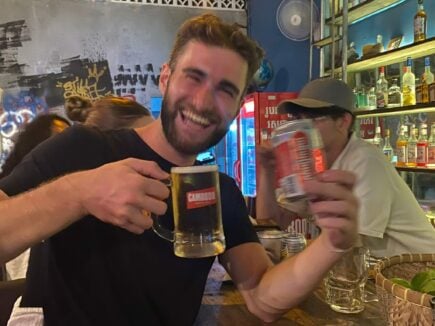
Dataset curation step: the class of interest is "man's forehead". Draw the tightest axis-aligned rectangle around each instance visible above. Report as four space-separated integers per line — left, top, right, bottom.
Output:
175 41 248 85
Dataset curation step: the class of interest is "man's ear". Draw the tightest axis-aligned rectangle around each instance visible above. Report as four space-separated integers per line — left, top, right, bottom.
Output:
339 112 353 132
159 63 171 94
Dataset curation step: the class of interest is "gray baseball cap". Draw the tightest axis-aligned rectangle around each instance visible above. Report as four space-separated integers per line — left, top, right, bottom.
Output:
278 78 356 114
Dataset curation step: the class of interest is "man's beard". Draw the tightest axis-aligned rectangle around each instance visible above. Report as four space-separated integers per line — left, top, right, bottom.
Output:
160 92 231 156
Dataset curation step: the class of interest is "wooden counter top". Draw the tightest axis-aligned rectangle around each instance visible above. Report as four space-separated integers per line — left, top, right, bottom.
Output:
195 261 384 325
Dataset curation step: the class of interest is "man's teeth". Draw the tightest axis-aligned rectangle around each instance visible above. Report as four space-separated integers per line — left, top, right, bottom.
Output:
183 111 210 126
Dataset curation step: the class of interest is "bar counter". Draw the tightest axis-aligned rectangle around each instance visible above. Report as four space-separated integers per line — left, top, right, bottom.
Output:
195 262 384 325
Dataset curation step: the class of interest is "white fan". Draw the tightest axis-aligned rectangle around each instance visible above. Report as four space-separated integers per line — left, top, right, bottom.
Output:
276 0 320 42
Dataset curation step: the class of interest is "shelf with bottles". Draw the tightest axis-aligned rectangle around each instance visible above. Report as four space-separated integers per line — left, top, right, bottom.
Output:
346 37 435 74
396 166 435 173
354 102 435 118
313 0 405 48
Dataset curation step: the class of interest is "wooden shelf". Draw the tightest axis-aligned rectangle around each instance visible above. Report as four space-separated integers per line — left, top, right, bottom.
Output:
325 0 406 26
347 38 435 74
396 166 435 174
354 103 435 118
324 38 435 75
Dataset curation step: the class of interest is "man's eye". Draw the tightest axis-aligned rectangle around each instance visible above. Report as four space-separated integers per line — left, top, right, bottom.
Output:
186 74 201 82
220 87 236 98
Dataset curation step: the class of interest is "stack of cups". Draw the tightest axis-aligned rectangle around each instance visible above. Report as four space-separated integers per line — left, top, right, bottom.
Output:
280 230 307 260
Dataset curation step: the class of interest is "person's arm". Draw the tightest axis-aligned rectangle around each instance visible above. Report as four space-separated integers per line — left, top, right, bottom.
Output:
221 170 358 322
256 144 306 229
0 158 169 264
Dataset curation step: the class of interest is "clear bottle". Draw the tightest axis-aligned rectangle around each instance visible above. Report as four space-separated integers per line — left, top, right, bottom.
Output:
396 125 408 167
372 126 383 149
414 0 427 43
427 123 435 168
357 87 368 109
388 78 402 108
367 87 376 110
376 67 388 108
376 34 385 53
383 129 394 162
402 57 416 106
407 126 418 167
421 57 434 104
417 123 428 167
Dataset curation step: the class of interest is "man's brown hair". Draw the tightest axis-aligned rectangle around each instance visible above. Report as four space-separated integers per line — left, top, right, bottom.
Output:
168 13 265 89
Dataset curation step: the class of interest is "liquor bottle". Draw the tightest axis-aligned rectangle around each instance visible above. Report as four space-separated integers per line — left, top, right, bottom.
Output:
357 87 368 109
407 126 418 167
372 126 383 149
421 57 434 104
414 0 427 43
376 67 388 108
427 123 435 168
396 125 408 167
388 78 402 108
383 129 394 162
402 57 416 106
417 123 428 167
376 35 384 53
367 87 376 110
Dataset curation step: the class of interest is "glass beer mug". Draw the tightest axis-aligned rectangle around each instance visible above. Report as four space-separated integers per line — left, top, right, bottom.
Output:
152 165 226 258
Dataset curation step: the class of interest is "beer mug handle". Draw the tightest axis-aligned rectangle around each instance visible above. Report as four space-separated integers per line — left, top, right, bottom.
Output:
151 215 174 242
151 178 174 242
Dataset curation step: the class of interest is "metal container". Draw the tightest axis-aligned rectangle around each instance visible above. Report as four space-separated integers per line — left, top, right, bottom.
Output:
257 230 288 264
281 231 307 259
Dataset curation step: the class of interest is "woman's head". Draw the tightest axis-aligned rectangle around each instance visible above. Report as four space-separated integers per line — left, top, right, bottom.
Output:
66 96 153 131
65 96 92 123
0 114 70 178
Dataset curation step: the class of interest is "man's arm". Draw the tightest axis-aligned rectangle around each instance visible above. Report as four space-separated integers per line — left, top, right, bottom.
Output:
256 144 306 229
0 158 169 264
221 170 358 322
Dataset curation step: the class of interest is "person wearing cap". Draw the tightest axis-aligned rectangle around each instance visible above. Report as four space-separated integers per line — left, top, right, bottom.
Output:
256 78 435 258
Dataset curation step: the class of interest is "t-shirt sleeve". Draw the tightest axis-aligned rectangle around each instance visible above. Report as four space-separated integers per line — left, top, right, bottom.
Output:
219 174 259 250
0 125 108 196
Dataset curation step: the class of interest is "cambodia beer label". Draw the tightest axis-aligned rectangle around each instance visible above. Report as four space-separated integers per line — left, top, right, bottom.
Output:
186 187 217 209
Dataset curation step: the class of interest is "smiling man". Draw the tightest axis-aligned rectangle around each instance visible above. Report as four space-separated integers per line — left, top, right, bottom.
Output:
1 14 359 325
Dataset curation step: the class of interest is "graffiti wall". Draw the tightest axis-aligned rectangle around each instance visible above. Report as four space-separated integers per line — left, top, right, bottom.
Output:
0 0 245 164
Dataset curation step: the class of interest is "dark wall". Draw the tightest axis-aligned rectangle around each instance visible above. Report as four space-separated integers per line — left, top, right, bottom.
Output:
247 0 320 92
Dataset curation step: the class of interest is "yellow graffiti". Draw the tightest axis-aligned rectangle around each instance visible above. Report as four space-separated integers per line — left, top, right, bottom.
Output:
57 63 112 101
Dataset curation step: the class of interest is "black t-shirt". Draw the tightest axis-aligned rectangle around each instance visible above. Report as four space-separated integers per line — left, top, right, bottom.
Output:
0 125 259 326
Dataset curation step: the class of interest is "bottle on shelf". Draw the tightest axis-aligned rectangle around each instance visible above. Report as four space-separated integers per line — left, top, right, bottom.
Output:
414 0 427 43
396 125 408 167
372 126 383 149
383 129 394 163
421 57 434 104
387 78 402 108
376 67 388 108
427 123 435 168
376 34 384 53
407 126 418 167
357 87 368 109
417 123 428 167
367 87 376 110
402 57 416 106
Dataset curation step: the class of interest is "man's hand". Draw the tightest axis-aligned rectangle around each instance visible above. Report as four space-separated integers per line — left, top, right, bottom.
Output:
66 158 170 234
256 142 276 173
304 170 359 251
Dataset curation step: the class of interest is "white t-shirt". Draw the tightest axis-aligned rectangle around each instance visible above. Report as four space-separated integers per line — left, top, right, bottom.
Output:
331 133 435 258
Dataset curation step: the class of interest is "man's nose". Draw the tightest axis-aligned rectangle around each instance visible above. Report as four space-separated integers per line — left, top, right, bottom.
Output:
192 84 215 110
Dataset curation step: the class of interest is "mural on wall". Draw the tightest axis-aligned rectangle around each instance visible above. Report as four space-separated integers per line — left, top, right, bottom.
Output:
0 20 31 75
113 63 160 105
0 0 245 167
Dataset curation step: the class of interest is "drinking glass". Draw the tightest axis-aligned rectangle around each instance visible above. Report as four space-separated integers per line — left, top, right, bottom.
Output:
324 247 369 314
